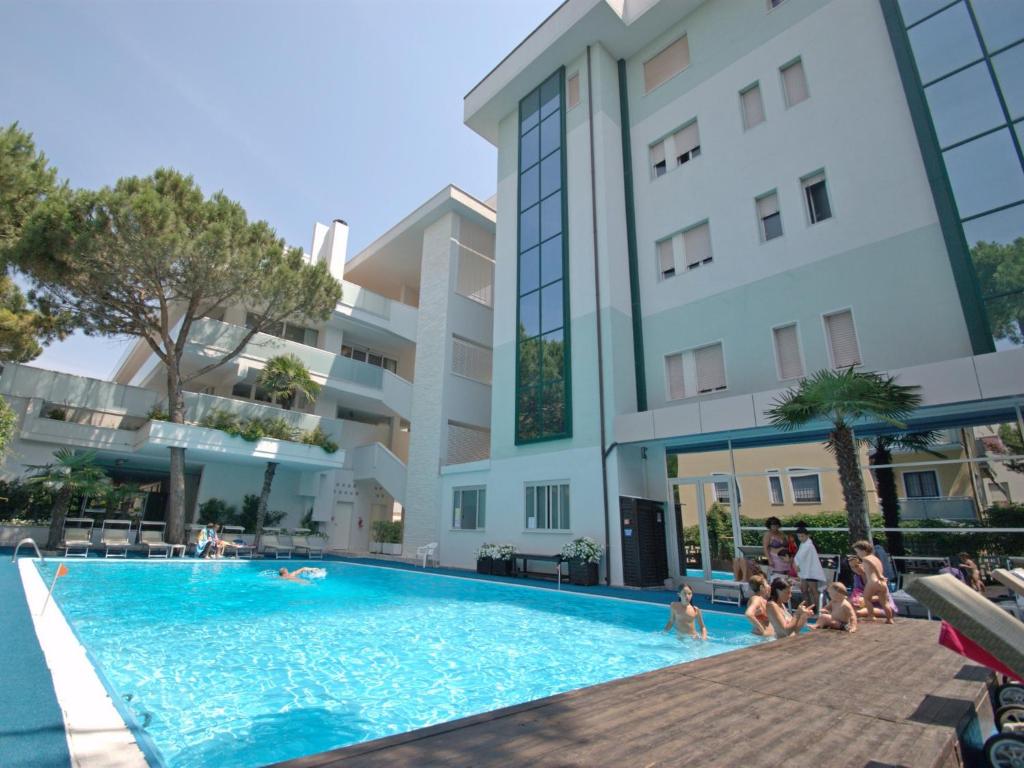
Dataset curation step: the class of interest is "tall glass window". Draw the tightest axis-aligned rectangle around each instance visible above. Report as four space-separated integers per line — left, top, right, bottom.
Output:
516 70 570 443
896 0 1024 349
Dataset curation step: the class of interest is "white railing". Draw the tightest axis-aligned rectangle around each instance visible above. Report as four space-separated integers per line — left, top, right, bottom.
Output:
340 280 391 319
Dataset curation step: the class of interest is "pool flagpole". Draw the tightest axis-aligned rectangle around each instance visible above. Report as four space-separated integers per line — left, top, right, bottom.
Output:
41 563 68 614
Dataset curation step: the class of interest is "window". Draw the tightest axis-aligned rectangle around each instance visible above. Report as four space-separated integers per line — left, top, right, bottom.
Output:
567 72 580 109
903 471 940 498
665 342 726 400
740 83 765 130
525 482 570 530
245 313 317 347
451 336 492 384
757 192 782 241
341 344 398 374
672 121 700 166
517 70 570 444
650 141 667 178
446 422 490 464
768 0 786 8
644 35 689 93
789 470 821 503
452 487 486 530
773 323 803 380
824 309 861 368
781 58 809 107
767 471 785 505
657 238 675 280
231 381 271 403
802 172 832 223
712 475 740 505
683 221 713 269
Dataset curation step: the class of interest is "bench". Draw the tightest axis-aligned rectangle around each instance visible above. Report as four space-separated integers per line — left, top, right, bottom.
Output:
514 553 566 582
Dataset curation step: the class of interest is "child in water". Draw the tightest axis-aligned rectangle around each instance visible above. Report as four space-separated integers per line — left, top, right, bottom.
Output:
815 581 858 633
663 584 707 639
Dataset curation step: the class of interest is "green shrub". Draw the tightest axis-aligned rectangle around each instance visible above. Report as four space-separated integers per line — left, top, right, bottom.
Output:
199 409 242 436
300 425 339 453
198 497 237 526
147 404 169 421
0 479 54 523
370 519 389 544
381 520 403 543
236 494 286 533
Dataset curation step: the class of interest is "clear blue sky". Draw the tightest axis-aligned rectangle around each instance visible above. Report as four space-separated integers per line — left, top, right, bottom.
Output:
1 0 558 378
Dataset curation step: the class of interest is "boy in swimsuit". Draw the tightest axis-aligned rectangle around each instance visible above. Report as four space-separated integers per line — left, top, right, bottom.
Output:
958 552 985 593
852 541 894 623
278 567 318 584
744 574 774 636
662 585 707 639
815 581 857 632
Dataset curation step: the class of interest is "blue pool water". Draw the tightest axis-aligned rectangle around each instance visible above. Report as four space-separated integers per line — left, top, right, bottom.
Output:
36 560 762 767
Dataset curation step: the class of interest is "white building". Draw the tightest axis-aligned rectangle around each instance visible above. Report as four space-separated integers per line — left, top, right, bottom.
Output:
0 186 496 552
432 0 1024 585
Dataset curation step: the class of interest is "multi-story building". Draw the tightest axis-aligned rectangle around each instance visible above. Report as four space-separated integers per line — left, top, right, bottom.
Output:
443 0 1024 585
0 186 496 551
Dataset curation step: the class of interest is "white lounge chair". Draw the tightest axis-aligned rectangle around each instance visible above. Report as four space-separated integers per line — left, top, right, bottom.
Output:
138 521 171 558
220 525 254 558
260 530 293 559
416 542 438 568
60 517 94 558
100 519 133 558
291 529 325 559
993 568 1024 620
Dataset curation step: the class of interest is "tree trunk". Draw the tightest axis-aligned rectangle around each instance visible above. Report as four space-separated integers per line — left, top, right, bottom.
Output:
832 425 871 546
254 461 278 551
166 363 187 545
870 443 905 556
46 487 73 549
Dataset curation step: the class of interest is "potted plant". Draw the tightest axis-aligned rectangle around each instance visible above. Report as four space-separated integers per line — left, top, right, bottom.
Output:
490 544 516 576
369 520 387 554
561 537 603 586
382 521 403 555
476 543 495 574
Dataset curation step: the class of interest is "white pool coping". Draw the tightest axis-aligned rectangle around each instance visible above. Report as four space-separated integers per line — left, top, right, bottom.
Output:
18 559 150 768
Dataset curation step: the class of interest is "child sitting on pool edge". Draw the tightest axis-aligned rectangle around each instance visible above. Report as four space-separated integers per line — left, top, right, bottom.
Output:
814 581 857 633
662 584 707 640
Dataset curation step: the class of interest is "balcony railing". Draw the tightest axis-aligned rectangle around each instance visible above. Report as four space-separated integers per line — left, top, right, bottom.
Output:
898 496 978 522
340 280 391 318
182 392 343 443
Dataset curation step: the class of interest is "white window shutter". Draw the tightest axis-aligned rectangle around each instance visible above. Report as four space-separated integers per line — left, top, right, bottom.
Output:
695 343 726 393
773 324 803 380
826 310 861 368
683 223 712 268
672 121 700 157
666 353 686 400
446 422 490 464
757 194 779 219
650 140 666 172
782 60 809 106
741 85 765 128
452 337 492 384
657 239 675 277
644 35 690 93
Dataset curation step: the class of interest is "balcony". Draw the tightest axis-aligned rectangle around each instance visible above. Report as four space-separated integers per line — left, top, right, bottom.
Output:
898 496 978 522
337 280 418 342
185 318 413 419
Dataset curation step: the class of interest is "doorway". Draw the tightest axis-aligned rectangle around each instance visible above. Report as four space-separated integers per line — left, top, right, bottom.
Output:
328 502 354 551
670 476 739 580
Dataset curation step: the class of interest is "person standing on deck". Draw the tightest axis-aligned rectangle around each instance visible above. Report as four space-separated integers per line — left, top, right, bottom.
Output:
794 522 826 613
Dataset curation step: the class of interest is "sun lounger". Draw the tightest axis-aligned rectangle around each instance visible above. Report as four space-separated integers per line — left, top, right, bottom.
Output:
99 519 133 558
219 525 254 558
138 521 172 558
260 530 293 559
291 530 325 559
60 517 95 558
993 568 1024 620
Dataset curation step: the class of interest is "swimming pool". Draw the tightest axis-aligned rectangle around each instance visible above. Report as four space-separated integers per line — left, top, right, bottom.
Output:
35 560 762 767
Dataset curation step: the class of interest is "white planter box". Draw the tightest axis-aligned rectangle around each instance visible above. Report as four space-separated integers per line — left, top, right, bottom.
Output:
383 543 402 555
369 542 383 554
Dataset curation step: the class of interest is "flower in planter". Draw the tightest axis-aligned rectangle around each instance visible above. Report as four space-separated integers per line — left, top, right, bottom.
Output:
476 543 496 560
560 537 603 564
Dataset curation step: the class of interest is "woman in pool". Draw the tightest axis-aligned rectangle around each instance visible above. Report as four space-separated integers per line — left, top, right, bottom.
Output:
662 584 707 639
744 574 774 636
762 517 791 578
765 578 813 638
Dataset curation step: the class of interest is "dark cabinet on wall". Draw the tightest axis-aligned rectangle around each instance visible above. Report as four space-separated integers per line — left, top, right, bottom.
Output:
619 497 668 588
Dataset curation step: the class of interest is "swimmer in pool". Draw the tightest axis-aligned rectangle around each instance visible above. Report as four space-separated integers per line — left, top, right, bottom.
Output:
278 567 319 583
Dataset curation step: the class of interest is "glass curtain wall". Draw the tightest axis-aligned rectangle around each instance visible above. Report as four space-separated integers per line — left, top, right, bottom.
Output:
516 69 571 443
897 0 1024 348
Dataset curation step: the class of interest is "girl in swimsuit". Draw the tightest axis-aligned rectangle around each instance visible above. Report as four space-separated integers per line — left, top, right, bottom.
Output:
744 574 774 636
766 578 813 638
762 517 791 577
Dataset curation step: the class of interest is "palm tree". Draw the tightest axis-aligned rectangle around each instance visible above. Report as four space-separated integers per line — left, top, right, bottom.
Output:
866 431 943 557
27 449 110 548
766 368 921 546
256 354 320 411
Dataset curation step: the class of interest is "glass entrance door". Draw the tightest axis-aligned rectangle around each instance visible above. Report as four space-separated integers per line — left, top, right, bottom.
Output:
672 480 712 580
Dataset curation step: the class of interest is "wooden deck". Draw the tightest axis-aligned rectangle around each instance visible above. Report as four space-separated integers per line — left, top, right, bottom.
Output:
270 620 992 768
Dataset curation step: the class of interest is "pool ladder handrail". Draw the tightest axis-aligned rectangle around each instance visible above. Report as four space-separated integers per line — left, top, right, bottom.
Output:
11 537 44 562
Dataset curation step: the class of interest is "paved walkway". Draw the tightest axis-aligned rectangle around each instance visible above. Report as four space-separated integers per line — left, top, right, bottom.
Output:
0 552 71 768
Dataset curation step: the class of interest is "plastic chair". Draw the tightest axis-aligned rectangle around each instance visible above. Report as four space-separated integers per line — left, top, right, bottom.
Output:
416 542 438 568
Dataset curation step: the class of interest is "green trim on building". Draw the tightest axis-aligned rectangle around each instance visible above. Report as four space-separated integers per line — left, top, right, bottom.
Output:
617 58 648 412
514 67 573 445
879 0 994 354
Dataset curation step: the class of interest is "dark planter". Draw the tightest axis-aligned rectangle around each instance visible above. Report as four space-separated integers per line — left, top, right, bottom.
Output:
569 559 599 586
490 558 515 577
476 557 492 574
